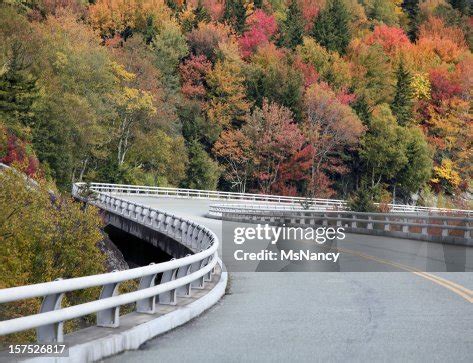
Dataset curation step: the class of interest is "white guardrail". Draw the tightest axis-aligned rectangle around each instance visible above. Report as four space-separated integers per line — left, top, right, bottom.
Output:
85 182 472 215
208 205 473 244
0 183 219 342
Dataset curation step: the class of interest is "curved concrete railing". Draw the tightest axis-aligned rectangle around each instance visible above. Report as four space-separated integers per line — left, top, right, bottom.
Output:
208 204 473 246
0 183 220 343
85 182 472 215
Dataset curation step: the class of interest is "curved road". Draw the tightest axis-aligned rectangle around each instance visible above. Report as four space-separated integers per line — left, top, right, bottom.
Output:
108 197 473 362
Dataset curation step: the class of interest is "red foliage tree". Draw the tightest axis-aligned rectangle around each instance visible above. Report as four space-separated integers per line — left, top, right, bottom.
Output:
335 87 357 105
244 100 306 194
271 144 314 196
429 68 462 106
299 0 321 31
302 83 364 197
0 133 40 177
238 10 277 58
365 25 411 56
294 57 319 88
179 54 212 100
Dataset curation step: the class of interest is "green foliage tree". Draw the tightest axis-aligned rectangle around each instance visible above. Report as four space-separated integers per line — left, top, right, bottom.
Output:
224 0 247 34
279 0 305 49
360 104 408 188
30 14 119 188
128 130 188 186
296 36 353 91
152 19 189 90
361 104 432 199
395 126 432 196
402 0 420 40
391 60 414 126
0 42 38 130
347 182 380 212
144 15 158 44
206 59 249 129
194 0 211 24
349 43 394 106
365 0 400 26
311 0 352 54
182 139 221 189
448 0 470 16
254 0 263 8
180 100 220 147
245 45 304 120
352 95 372 125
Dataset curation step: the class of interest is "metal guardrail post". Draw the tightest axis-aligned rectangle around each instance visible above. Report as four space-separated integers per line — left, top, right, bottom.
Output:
37 278 65 343
367 216 373 230
421 221 428 235
97 279 121 328
351 215 357 228
158 262 178 305
442 221 449 237
136 263 158 314
384 216 390 231
336 214 342 227
191 254 206 289
176 258 193 297
203 256 213 282
402 220 409 233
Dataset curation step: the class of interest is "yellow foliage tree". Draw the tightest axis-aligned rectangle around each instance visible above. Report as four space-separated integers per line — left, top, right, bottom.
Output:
89 0 172 38
206 59 249 130
411 72 431 100
431 158 461 193
0 168 105 343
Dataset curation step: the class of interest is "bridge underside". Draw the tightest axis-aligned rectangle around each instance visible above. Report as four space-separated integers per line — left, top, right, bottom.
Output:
102 210 194 260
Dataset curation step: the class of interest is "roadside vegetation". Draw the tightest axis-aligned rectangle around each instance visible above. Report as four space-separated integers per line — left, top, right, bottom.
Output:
0 168 106 343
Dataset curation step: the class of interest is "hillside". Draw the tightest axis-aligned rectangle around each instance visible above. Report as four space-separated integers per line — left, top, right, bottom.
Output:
0 0 471 208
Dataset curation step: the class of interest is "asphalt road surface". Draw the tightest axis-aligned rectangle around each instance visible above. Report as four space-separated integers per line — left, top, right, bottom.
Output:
107 196 473 362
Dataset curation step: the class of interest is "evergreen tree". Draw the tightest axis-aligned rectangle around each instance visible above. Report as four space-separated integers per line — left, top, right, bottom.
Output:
311 0 351 54
144 15 157 44
224 0 247 34
402 0 420 40
0 42 38 129
347 182 379 212
194 0 211 24
391 60 414 126
279 0 305 49
182 140 221 190
253 0 263 9
352 95 372 125
367 0 399 26
395 127 432 197
448 0 471 16
165 0 180 12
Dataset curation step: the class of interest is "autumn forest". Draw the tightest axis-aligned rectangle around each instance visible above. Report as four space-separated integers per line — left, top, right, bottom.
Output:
1 0 472 208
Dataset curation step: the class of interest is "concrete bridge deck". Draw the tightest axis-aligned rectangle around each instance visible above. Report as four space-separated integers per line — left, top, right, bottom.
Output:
108 196 473 362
